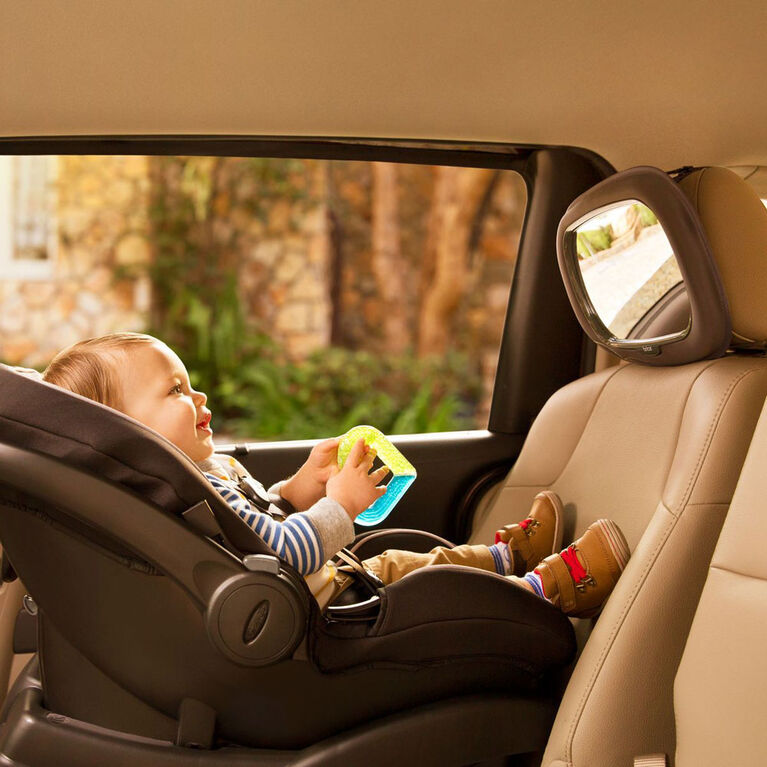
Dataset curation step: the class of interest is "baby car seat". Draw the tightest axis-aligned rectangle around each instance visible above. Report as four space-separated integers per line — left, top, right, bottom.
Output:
0 367 574 766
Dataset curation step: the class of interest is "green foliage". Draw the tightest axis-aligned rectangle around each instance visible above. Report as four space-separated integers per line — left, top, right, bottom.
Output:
134 156 480 441
210 342 481 440
634 203 659 228
134 157 311 397
576 227 612 258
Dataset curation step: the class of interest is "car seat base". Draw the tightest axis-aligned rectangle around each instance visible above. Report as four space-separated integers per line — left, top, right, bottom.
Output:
0 680 558 767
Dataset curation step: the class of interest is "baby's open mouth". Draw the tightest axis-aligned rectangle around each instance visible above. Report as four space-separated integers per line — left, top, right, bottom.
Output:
197 413 212 431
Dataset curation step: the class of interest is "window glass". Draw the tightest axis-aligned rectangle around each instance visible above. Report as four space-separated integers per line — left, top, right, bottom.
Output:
0 156 526 440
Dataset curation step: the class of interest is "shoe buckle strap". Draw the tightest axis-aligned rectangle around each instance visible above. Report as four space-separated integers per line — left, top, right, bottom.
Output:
575 574 597 592
509 523 536 561
560 544 597 592
541 553 576 612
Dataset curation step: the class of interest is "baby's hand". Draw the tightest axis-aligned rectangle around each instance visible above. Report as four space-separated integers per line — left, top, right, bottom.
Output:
280 438 340 511
326 439 389 521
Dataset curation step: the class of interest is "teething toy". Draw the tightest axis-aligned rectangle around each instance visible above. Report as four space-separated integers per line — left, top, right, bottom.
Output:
337 425 417 526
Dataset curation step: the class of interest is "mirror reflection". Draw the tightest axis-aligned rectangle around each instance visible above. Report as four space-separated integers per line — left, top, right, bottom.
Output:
574 200 687 338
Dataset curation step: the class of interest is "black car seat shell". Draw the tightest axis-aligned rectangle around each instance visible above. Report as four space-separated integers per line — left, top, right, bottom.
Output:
0 365 575 759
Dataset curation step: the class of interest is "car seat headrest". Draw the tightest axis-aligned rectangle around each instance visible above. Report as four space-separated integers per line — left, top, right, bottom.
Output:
0 364 276 555
677 166 767 348
0 364 223 516
557 165 731 366
0 364 272 554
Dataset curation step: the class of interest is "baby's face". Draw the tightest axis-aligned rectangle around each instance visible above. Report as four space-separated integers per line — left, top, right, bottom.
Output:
118 341 215 462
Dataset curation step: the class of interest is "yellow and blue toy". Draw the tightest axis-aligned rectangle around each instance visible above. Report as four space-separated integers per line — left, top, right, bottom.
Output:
337 425 417 526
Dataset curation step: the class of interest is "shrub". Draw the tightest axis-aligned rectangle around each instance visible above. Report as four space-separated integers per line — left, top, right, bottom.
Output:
635 203 659 228
576 227 613 258
199 339 481 441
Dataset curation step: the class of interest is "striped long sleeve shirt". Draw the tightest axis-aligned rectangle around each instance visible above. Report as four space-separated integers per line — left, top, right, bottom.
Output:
198 454 354 575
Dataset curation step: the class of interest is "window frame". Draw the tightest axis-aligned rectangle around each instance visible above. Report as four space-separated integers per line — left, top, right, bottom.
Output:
0 135 613 433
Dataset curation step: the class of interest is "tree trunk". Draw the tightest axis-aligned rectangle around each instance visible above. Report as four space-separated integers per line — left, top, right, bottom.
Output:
417 166 495 357
325 162 345 347
371 162 410 353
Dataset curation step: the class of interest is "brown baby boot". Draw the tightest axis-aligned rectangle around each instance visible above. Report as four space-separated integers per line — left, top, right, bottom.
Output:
495 490 564 577
534 519 630 618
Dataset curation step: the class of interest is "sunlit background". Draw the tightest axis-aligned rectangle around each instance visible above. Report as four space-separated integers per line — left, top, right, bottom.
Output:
0 156 526 440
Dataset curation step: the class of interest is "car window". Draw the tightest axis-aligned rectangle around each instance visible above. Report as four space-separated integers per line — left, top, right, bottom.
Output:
0 155 526 441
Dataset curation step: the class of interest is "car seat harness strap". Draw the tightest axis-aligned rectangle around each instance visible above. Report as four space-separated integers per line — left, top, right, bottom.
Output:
181 501 222 538
236 476 288 520
334 548 385 593
175 697 216 749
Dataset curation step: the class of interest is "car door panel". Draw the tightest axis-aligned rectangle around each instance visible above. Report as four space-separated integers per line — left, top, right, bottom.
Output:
221 429 524 542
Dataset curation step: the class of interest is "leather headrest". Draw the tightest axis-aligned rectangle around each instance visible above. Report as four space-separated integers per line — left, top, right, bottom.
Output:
678 167 767 346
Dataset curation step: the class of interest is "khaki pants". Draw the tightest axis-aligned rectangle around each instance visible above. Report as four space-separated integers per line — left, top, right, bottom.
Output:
332 542 496 600
365 542 496 583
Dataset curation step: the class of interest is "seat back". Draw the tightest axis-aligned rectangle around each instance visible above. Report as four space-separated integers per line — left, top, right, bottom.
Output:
674 395 767 765
469 166 767 766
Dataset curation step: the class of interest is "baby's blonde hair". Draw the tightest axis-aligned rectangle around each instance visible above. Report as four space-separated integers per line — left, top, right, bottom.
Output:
43 332 158 409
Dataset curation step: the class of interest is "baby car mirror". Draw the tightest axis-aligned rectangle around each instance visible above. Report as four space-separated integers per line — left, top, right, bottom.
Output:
557 166 731 366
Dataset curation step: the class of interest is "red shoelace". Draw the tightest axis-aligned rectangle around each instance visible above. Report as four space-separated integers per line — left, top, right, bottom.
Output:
495 517 533 543
560 545 589 583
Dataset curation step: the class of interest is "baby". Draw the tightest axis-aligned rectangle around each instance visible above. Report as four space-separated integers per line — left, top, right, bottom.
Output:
42 332 630 617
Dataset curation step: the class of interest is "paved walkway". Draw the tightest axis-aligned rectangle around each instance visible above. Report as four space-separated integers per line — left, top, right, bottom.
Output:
581 226 679 332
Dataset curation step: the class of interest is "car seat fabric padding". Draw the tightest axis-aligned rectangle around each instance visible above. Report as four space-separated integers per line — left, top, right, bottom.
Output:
0 365 274 557
313 564 576 675
0 365 208 512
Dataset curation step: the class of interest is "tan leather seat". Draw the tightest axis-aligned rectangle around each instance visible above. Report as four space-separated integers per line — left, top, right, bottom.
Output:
673 395 767 765
469 166 767 767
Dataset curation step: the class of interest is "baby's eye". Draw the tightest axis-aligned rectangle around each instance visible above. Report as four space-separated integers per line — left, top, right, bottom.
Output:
169 383 183 395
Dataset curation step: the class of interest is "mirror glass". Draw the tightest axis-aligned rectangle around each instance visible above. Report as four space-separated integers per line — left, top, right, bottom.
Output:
572 200 687 339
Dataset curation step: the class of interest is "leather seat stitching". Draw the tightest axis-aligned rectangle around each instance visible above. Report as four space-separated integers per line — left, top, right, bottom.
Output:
671 367 760 517
709 563 767 582
563 505 676 762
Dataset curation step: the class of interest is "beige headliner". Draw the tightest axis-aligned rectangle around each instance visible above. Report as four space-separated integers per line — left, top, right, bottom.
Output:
1 1 766 171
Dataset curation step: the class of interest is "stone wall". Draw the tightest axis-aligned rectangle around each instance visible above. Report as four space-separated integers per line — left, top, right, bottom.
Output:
0 155 152 366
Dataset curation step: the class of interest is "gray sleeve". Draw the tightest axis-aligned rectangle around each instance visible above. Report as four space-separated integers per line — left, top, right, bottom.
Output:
268 479 287 497
266 480 298 516
301 497 355 560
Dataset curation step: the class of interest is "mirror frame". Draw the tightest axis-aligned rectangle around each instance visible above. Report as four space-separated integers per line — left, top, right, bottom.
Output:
557 166 731 366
